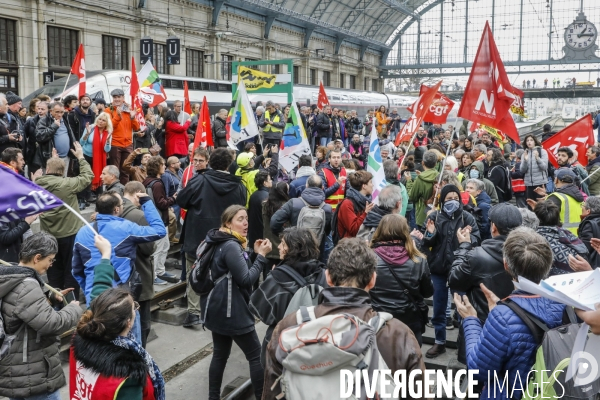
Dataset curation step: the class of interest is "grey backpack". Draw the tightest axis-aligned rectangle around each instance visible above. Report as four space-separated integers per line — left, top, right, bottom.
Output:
296 198 326 243
277 265 324 318
273 306 399 400
0 299 27 362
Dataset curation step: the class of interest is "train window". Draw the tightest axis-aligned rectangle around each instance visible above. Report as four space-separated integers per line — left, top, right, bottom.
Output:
90 91 104 100
209 83 218 91
341 95 349 102
331 94 340 101
201 82 210 91
217 84 229 91
170 80 183 89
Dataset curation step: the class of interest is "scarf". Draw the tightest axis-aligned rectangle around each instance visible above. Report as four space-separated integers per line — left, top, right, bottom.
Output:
92 126 110 190
0 161 17 173
111 334 165 400
219 227 248 249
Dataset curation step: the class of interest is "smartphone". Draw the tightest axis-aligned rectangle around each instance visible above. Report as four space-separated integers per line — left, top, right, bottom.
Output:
64 291 76 303
140 148 149 154
122 104 130 112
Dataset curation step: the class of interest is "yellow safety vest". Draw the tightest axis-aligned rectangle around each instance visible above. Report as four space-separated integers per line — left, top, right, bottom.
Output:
263 110 282 133
547 192 582 235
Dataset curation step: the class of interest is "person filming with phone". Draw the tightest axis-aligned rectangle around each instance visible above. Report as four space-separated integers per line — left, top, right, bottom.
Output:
105 89 140 185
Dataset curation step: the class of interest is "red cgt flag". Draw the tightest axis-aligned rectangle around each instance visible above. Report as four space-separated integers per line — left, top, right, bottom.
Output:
183 81 192 115
408 85 455 124
70 44 86 98
318 81 330 110
193 96 213 150
130 57 147 132
542 114 595 167
458 22 518 143
395 81 443 146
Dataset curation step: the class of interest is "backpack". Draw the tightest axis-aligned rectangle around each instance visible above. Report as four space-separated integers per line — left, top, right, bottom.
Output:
502 299 600 400
272 306 399 400
537 148 555 179
189 240 218 295
295 198 326 244
145 180 158 204
330 199 345 246
488 165 513 202
276 265 324 317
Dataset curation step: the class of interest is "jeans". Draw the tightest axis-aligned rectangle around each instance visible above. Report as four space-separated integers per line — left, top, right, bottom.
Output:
406 208 417 230
320 233 334 264
431 274 448 345
209 330 264 400
131 309 142 344
152 234 169 277
47 234 80 300
185 253 201 316
319 137 331 147
515 192 527 208
9 390 61 400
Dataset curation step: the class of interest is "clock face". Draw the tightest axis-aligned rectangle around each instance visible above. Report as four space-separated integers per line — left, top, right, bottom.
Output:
565 22 598 50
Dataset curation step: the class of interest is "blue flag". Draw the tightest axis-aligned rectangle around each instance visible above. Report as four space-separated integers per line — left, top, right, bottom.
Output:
0 164 64 223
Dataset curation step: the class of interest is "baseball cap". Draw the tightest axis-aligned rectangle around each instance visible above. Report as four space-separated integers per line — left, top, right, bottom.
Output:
236 152 254 168
555 167 576 183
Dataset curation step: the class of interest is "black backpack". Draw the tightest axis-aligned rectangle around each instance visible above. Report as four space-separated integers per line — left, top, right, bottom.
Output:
488 165 513 202
330 199 350 246
189 240 217 295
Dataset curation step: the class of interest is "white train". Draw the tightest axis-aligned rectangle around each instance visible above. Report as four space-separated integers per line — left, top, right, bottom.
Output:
24 70 459 121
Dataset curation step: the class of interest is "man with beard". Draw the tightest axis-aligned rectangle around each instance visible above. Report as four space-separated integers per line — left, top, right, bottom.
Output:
555 146 589 195
67 94 95 141
318 149 348 211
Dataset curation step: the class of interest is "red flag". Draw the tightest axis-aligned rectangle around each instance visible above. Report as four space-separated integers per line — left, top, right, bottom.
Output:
395 81 442 146
193 96 213 150
183 81 192 115
70 44 86 98
318 81 330 110
130 57 147 132
458 22 518 143
542 114 595 168
408 85 455 124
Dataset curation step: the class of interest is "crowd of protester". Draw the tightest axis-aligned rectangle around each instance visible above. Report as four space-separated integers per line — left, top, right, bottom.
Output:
1 88 600 400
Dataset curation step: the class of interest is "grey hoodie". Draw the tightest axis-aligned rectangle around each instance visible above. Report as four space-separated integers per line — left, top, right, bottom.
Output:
270 187 333 238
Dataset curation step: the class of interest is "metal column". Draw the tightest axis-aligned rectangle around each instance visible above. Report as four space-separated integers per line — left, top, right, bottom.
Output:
548 0 553 60
463 0 469 63
439 1 444 65
517 0 524 62
417 19 421 65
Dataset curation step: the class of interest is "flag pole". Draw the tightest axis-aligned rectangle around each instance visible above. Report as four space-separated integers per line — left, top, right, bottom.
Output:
61 202 97 235
397 128 422 172
580 165 600 184
60 72 73 100
431 115 462 206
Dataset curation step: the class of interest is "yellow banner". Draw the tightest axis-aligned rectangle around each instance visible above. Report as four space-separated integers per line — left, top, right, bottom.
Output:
238 66 277 90
480 124 507 144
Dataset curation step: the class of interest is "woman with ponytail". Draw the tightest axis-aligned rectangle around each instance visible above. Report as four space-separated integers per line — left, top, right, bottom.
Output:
201 205 272 400
70 235 165 400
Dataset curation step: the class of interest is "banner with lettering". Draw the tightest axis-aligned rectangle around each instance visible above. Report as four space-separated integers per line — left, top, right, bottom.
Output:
280 98 311 171
238 66 277 90
227 81 260 147
542 114 595 168
408 86 455 124
0 165 64 223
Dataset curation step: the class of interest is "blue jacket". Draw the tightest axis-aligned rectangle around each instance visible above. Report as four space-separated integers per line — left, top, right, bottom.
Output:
463 291 565 400
72 200 167 303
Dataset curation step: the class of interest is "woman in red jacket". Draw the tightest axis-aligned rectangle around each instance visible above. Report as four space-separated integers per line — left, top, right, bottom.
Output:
164 110 191 158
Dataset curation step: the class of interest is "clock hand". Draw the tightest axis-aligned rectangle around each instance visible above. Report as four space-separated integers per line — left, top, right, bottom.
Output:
579 25 588 38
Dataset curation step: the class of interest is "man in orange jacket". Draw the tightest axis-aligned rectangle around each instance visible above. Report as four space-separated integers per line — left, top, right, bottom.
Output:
105 89 140 184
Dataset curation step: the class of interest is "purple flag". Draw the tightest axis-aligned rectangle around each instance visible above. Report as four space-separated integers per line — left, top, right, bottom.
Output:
0 164 64 223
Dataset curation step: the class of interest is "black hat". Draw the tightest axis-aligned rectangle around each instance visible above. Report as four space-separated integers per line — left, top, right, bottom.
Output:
489 203 522 233
440 184 461 205
94 98 107 106
5 91 21 105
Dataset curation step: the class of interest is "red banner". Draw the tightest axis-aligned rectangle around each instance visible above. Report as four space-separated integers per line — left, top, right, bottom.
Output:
542 114 595 167
70 44 86 98
193 96 213 149
130 57 147 132
395 81 442 146
408 85 455 124
183 81 192 115
318 81 330 110
458 22 518 143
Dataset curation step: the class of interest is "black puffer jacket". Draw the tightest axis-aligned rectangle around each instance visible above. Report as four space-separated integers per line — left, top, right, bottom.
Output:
422 185 481 276
201 229 268 336
23 115 41 167
315 112 332 138
35 114 77 169
212 116 228 148
369 245 433 327
578 213 600 269
448 236 514 322
0 220 30 263
176 169 247 255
